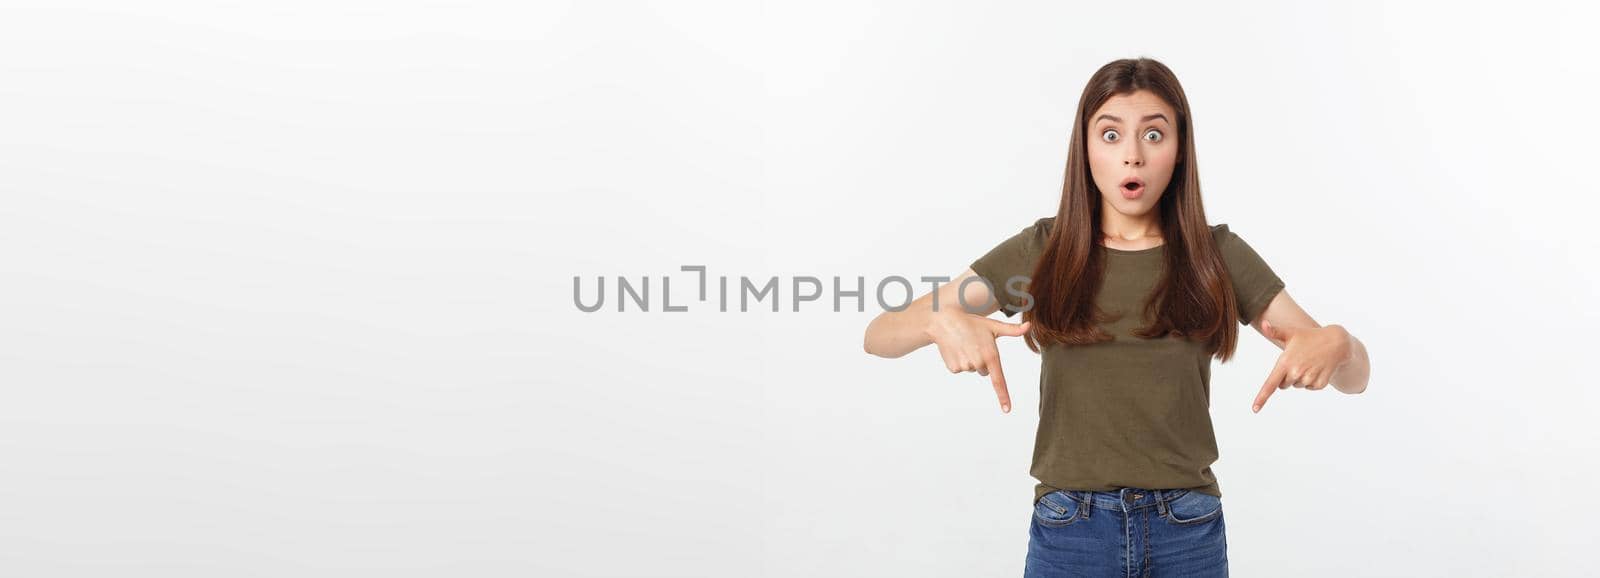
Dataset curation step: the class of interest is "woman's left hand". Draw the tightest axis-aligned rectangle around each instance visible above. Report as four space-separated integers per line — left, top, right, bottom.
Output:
1251 320 1354 413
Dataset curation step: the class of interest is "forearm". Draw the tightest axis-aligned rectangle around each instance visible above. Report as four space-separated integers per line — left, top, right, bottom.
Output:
863 299 946 358
1328 328 1370 394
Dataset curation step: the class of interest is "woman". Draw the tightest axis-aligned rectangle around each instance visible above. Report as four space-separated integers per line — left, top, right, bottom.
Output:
861 57 1372 577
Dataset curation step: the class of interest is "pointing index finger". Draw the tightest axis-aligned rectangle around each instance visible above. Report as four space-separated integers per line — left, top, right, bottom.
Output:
1253 359 1287 413
985 352 1011 413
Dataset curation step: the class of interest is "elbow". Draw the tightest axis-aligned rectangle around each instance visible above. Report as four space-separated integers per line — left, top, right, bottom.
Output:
862 320 883 358
862 320 896 359
864 337 894 359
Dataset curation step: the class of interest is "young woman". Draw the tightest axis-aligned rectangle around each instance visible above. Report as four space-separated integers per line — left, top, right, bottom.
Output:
861 57 1372 577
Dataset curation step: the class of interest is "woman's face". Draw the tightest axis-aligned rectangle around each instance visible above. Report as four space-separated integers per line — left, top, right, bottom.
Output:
1086 90 1180 219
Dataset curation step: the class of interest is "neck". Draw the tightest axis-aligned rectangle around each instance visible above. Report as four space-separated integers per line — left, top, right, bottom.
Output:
1099 207 1162 242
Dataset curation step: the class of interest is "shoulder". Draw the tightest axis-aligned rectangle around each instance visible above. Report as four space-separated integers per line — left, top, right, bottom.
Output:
1029 216 1057 237
1209 222 1249 266
970 216 1056 278
1210 222 1250 253
985 216 1054 258
1015 216 1057 253
1209 222 1232 243
1208 222 1280 275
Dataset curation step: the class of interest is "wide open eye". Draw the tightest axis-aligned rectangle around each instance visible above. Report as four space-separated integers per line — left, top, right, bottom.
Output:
1143 129 1163 142
1101 129 1120 143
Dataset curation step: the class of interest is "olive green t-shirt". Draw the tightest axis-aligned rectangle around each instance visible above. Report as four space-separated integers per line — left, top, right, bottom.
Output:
969 217 1285 503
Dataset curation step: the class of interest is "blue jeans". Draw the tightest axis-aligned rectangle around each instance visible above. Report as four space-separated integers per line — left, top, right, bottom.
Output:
1024 487 1228 578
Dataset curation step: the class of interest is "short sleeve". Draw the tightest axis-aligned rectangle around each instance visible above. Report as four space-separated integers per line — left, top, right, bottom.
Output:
1212 223 1285 326
969 217 1051 317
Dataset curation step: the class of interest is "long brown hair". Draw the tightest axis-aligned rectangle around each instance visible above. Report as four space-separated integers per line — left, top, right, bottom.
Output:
1021 57 1244 362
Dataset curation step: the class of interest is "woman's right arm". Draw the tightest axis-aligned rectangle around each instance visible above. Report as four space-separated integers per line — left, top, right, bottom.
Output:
862 268 1031 413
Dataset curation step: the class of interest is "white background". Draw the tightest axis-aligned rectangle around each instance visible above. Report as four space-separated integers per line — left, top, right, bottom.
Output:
3 1 1598 576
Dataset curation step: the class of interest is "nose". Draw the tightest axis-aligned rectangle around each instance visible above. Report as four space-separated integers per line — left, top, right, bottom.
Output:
1123 146 1144 167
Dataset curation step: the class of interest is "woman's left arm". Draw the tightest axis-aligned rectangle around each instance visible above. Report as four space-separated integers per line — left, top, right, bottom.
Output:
1246 289 1372 413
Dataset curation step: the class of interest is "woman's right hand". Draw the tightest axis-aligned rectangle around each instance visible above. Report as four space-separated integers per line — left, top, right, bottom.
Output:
924 312 1032 413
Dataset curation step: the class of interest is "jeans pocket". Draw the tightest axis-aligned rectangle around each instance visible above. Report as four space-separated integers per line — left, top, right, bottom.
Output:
1032 490 1085 528
1161 490 1223 525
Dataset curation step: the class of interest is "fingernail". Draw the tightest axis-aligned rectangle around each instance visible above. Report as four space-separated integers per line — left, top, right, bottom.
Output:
1002 404 1010 413
1252 404 1260 412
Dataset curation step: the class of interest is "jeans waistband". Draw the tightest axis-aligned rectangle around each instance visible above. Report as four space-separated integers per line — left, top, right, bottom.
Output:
1056 487 1192 513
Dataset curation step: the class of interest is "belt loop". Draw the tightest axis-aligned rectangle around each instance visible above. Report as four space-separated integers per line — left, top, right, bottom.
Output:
1156 490 1168 516
1079 491 1093 519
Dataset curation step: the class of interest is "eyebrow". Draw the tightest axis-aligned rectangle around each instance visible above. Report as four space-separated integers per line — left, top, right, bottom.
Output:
1095 113 1170 125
